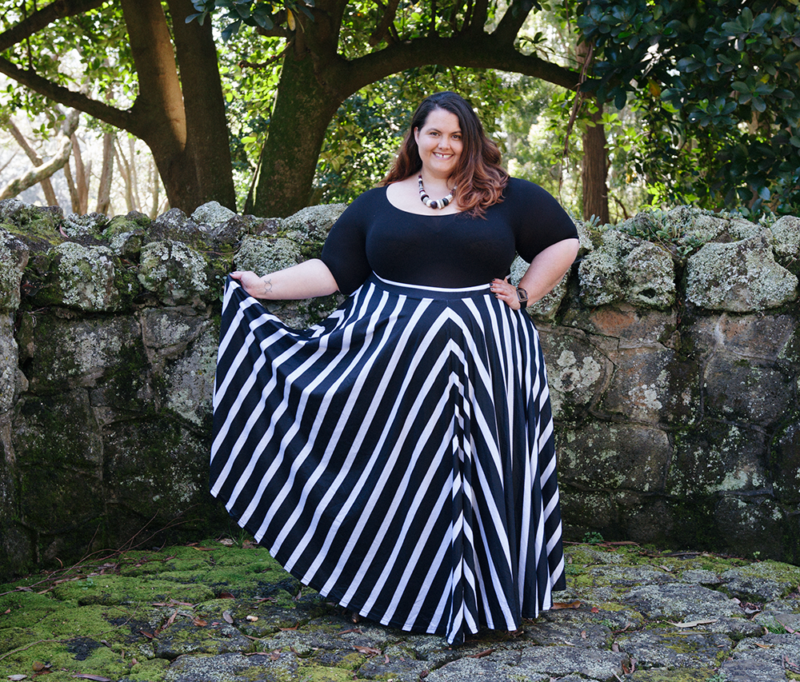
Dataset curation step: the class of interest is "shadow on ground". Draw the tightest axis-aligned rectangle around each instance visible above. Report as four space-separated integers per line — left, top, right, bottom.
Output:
2 539 800 682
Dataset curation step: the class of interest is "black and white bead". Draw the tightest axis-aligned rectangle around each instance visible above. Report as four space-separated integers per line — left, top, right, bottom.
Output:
418 175 455 209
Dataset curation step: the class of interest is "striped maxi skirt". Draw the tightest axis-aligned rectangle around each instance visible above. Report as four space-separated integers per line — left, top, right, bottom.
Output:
210 273 566 644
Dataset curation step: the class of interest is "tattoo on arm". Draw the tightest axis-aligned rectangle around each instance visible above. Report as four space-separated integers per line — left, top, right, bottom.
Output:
262 277 273 297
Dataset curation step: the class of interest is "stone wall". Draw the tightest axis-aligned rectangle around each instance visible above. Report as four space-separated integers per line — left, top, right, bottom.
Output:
0 198 797 579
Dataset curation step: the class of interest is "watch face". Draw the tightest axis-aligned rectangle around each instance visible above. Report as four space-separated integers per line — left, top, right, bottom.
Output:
516 287 528 302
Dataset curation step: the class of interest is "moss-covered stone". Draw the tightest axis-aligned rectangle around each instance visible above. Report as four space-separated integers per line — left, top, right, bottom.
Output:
686 235 798 311
0 227 29 311
233 235 302 275
138 240 209 305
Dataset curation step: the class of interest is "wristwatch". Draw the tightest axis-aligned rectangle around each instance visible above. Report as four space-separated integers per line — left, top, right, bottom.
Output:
516 287 529 306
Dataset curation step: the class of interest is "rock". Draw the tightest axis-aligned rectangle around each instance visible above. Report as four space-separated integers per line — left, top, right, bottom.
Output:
703 352 793 425
162 326 217 427
44 242 135 311
615 631 733 669
771 215 800 264
728 217 763 241
720 561 800 602
623 241 676 309
104 418 210 522
509 253 571 320
537 328 609 420
772 416 800 505
281 203 346 241
233 235 302 275
0 228 29 311
149 208 203 246
713 496 785 560
138 240 209 305
574 218 596 255
562 305 677 349
102 210 151 240
62 212 109 239
108 230 144 258
0 200 63 247
191 201 237 229
0 315 22 413
688 313 797 362
668 421 769 496
140 307 210 353
621 583 741 621
558 423 672 492
164 651 300 682
602 346 699 425
686 235 797 311
721 632 800 682
579 231 675 309
664 205 728 251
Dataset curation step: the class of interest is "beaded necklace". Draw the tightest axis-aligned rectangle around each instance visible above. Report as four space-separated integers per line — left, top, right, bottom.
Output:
418 175 456 209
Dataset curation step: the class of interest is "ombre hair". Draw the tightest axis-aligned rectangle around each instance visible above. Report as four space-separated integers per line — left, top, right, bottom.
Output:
382 91 508 218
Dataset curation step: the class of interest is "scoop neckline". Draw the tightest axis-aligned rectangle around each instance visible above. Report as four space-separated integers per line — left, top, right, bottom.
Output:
382 185 465 217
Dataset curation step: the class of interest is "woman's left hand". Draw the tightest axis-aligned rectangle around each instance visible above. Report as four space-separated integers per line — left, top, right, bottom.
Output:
491 277 523 311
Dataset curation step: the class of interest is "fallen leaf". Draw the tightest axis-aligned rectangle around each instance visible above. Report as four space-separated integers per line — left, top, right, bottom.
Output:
384 654 390 664
31 663 45 672
222 611 234 624
468 649 494 659
419 671 429 679
169 600 195 606
3 608 10 614
621 662 630 674
131 659 138 667
551 601 581 610
15 587 32 592
581 630 587 639
612 642 619 652
72 676 112 681
139 630 155 639
667 619 718 628
246 615 259 622
754 642 773 649
256 597 276 603
218 592 235 599
8 675 28 681
336 628 363 635
278 624 298 631
218 538 234 546
193 618 207 627
190 546 215 552
270 650 281 661
165 610 178 628
294 588 303 602
150 602 168 607
353 646 381 656
590 607 599 613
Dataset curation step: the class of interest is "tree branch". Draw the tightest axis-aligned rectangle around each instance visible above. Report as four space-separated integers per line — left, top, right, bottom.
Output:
0 0 107 53
338 36 580 96
369 0 400 46
4 118 59 205
0 109 79 201
492 0 536 45
0 56 135 132
466 0 487 36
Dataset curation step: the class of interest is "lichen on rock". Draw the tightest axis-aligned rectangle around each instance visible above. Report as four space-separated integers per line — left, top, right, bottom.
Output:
49 242 127 311
0 227 29 311
281 203 346 242
686 235 798 311
770 215 800 265
579 230 675 309
138 240 209 305
234 235 302 275
191 201 237 228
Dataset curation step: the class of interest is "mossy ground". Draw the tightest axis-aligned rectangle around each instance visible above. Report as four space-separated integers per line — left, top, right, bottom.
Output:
1 539 798 681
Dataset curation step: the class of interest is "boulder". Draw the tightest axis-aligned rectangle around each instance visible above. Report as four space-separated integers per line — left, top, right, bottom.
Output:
686 235 797 311
578 231 675 309
771 215 800 264
233 235 302 275
191 201 237 228
138 240 209 305
281 203 346 241
42 242 135 311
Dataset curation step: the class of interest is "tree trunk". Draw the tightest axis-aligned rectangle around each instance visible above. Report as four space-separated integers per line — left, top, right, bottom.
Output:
95 131 114 214
114 140 133 212
71 134 89 213
248 54 344 217
63 158 81 213
581 103 609 223
129 137 142 210
577 41 609 223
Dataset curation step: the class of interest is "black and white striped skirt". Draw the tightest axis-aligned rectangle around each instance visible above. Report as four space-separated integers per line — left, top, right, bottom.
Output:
210 273 566 644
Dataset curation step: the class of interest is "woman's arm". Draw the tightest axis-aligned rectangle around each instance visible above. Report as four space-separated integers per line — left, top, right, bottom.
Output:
231 258 339 300
491 238 580 311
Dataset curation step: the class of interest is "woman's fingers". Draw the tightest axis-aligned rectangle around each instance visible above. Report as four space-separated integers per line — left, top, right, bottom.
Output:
490 278 520 310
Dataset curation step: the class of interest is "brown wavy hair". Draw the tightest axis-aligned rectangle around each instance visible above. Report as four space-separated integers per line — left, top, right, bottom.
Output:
381 91 508 218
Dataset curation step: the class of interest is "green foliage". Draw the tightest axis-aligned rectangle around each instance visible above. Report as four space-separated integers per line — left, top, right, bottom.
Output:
582 531 604 544
577 0 800 217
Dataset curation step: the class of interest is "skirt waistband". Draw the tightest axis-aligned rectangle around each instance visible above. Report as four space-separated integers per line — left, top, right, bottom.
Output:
369 273 492 300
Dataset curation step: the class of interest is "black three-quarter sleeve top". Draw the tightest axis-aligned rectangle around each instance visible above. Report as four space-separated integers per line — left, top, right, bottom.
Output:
320 177 579 296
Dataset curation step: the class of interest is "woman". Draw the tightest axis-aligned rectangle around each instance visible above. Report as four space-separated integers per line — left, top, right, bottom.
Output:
211 91 579 645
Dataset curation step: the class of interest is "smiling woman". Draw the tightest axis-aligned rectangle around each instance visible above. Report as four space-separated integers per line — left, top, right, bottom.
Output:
213 91 579 645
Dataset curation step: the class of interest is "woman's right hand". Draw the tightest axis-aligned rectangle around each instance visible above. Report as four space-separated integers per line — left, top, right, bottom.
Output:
230 271 272 299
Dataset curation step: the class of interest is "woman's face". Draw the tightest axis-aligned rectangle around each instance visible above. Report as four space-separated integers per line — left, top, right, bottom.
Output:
414 107 463 180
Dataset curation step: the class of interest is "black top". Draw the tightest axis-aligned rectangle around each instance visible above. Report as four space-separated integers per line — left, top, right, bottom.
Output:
320 178 578 295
